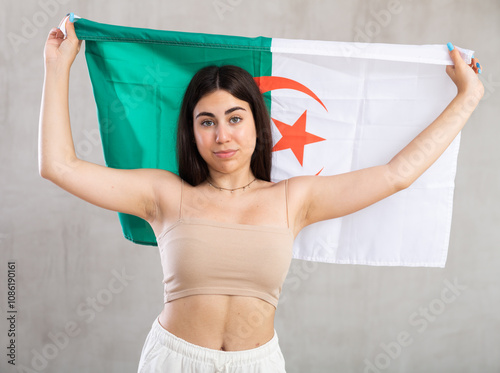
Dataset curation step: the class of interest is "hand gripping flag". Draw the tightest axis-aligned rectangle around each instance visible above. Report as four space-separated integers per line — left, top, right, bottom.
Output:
72 17 473 267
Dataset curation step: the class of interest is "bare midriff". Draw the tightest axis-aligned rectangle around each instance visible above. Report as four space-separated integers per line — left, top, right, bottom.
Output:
158 294 276 351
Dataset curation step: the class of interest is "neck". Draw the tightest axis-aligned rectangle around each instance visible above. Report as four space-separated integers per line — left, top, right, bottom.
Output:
207 171 256 191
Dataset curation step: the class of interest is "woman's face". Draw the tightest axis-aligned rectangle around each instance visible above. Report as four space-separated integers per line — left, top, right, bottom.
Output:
193 90 257 176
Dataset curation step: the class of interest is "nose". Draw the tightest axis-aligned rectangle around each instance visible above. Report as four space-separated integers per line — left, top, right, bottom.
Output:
216 124 231 144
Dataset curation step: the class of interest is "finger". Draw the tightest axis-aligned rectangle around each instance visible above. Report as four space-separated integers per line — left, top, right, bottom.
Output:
47 26 64 41
448 46 465 68
64 16 80 41
58 14 73 39
469 56 475 71
470 55 482 74
475 59 482 74
48 27 59 38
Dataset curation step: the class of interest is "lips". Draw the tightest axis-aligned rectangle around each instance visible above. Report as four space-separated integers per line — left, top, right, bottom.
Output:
213 149 237 158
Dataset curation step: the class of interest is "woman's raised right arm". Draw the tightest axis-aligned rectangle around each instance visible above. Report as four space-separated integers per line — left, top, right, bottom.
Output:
38 16 178 223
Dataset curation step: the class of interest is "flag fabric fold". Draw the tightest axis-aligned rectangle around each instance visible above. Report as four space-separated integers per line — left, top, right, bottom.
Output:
74 17 473 267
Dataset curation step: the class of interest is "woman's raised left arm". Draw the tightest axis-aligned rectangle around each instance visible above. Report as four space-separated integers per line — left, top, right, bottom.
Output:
290 44 484 232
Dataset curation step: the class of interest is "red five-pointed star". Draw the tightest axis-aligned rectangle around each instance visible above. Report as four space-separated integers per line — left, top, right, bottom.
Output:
272 110 326 166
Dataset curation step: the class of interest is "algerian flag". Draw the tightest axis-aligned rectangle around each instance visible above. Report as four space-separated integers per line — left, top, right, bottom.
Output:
72 17 473 267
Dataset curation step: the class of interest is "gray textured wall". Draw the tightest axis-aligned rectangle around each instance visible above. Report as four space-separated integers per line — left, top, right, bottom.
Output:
1 0 499 372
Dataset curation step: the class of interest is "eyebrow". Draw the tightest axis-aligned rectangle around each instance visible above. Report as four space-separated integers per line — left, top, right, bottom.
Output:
195 106 246 119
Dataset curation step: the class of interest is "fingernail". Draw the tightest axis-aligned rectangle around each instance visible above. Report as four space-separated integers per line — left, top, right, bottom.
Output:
66 13 70 16
447 42 454 51
478 68 482 74
476 62 480 68
472 54 475 58
69 12 74 22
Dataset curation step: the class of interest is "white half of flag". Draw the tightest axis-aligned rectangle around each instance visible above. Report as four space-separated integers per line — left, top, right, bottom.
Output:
268 39 472 267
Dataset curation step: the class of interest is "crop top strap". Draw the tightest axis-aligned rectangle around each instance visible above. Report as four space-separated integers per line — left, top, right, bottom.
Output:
285 179 289 228
179 179 184 220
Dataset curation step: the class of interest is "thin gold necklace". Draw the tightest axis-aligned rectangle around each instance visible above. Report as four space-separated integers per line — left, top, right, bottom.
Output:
207 178 257 193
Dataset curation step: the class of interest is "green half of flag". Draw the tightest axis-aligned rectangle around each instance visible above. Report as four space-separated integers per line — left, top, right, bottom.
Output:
74 18 273 246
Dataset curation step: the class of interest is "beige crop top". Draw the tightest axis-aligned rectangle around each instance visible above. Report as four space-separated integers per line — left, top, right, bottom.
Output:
156 180 294 308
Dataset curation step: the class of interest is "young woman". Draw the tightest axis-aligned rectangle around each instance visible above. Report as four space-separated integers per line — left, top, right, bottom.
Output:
39 15 483 373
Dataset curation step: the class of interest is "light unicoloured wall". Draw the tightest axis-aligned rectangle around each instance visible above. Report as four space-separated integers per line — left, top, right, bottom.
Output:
1 0 499 372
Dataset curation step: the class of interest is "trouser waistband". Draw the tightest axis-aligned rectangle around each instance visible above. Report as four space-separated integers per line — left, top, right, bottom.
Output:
150 316 281 365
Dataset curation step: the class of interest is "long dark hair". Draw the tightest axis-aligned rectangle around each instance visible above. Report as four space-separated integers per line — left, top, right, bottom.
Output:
176 65 272 186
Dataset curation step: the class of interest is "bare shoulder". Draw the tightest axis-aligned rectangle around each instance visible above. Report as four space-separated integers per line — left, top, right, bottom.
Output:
272 176 316 234
264 176 316 204
286 175 316 200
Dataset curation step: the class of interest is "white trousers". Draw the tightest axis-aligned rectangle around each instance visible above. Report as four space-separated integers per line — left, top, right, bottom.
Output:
137 316 287 373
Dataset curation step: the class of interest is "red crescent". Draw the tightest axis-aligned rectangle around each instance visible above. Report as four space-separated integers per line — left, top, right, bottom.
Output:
254 76 327 112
